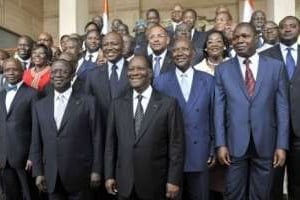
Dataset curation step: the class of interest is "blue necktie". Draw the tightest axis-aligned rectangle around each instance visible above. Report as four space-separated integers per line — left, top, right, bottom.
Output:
286 47 296 80
154 56 161 78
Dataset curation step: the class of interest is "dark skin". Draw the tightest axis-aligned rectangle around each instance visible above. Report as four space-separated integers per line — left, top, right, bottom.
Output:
17 37 33 60
36 60 101 192
3 59 24 85
102 32 123 63
172 39 194 73
106 56 180 199
219 23 286 168
279 16 300 46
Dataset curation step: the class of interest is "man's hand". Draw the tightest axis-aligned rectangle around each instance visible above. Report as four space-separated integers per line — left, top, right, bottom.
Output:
273 149 286 168
36 176 47 192
218 146 231 166
105 179 117 195
166 183 179 199
90 172 101 188
207 156 216 168
25 160 32 171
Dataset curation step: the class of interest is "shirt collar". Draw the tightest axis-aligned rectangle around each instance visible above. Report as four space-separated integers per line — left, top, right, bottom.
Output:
175 66 194 77
280 42 298 52
7 81 23 90
237 52 259 66
133 85 153 100
108 57 125 69
15 54 31 63
152 49 167 60
85 51 99 60
54 87 72 101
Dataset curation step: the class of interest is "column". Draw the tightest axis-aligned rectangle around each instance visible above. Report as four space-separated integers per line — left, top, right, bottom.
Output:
59 0 88 37
267 0 295 23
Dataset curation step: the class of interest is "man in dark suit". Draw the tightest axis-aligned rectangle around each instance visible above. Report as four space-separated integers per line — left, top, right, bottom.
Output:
182 9 206 51
0 58 38 200
15 35 34 69
147 25 175 78
154 38 214 200
30 59 102 200
260 16 300 200
165 4 184 39
76 30 100 80
85 31 130 130
105 56 184 200
215 23 289 200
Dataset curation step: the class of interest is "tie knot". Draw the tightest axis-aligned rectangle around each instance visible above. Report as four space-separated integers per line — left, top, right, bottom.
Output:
243 58 251 65
137 94 143 102
88 55 93 61
112 64 118 71
181 73 188 78
154 56 161 62
5 84 17 92
286 47 293 53
57 94 65 102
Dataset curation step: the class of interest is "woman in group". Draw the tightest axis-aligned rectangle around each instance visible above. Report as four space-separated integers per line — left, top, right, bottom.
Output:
194 30 230 200
194 30 229 76
23 44 52 91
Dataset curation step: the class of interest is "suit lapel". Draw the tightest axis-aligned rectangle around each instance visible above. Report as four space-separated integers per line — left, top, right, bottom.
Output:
44 92 57 132
186 72 203 112
232 57 250 100
161 51 173 73
252 56 268 100
0 91 7 116
169 71 186 109
59 92 81 132
135 90 162 144
7 84 25 117
123 91 135 140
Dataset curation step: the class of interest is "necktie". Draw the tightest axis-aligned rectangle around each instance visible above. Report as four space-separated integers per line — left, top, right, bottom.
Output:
180 74 189 101
5 84 17 92
286 47 296 80
154 56 161 78
22 62 28 69
54 95 65 129
88 55 93 61
244 58 255 97
135 94 144 136
110 64 119 98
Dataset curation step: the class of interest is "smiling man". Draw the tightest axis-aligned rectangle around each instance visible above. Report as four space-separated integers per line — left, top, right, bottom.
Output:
214 22 289 200
154 38 214 200
105 55 184 200
15 35 34 69
30 59 102 200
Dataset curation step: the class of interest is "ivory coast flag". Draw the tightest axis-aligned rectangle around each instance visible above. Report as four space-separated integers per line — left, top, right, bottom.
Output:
243 0 255 22
102 0 109 34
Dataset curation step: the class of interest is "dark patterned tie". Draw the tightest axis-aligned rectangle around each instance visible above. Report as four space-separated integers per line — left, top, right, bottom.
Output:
110 64 119 98
244 58 255 97
135 94 144 136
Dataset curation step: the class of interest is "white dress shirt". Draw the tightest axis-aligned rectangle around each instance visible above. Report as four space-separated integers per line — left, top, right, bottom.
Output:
237 52 259 81
133 86 153 115
14 54 31 69
5 81 23 112
108 58 125 80
54 87 72 129
175 67 194 101
280 42 298 65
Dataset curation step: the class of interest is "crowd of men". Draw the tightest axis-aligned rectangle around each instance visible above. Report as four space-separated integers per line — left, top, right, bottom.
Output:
0 3 299 200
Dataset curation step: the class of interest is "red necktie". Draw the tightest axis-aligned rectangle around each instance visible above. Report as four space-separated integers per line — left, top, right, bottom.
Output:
244 58 255 97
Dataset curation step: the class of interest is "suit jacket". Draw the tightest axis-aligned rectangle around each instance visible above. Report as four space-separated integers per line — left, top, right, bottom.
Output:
154 69 214 172
192 30 207 51
214 55 290 158
261 44 300 136
105 89 184 199
148 50 175 76
0 84 38 169
85 60 130 130
30 89 102 193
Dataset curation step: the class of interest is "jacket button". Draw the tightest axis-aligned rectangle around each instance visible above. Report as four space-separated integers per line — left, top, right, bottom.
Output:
193 141 197 144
